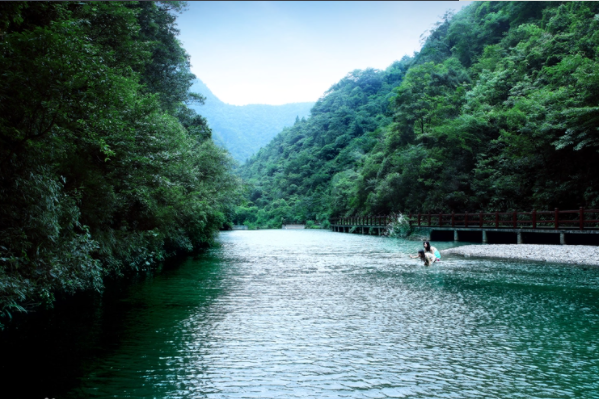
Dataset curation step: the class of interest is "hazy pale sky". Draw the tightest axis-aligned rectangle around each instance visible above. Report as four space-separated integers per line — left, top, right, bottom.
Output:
177 1 471 105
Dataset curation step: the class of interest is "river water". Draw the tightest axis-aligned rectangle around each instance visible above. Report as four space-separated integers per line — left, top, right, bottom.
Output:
2 230 599 398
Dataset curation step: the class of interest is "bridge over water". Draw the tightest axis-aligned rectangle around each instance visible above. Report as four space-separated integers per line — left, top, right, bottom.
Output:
330 208 599 245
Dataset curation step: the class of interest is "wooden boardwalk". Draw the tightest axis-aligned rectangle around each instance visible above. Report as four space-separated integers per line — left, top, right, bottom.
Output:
330 208 599 245
330 216 392 236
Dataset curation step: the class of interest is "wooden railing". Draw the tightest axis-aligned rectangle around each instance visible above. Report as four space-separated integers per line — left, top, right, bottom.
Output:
330 215 394 227
330 208 599 230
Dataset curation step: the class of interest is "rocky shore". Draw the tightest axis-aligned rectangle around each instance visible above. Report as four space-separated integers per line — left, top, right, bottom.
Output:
441 244 599 266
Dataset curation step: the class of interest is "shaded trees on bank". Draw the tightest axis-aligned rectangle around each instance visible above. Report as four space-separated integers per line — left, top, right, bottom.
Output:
0 2 241 321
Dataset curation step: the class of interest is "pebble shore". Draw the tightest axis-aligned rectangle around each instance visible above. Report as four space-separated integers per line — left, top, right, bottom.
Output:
442 244 599 266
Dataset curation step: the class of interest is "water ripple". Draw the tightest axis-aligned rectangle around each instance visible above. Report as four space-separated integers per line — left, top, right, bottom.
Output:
59 230 599 398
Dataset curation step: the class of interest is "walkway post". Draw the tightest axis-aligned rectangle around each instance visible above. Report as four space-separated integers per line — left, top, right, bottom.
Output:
513 211 517 228
560 233 566 245
580 207 584 230
479 211 483 228
454 230 459 241
482 230 488 244
495 212 499 228
517 231 523 244
554 208 559 229
532 209 536 229
465 211 468 228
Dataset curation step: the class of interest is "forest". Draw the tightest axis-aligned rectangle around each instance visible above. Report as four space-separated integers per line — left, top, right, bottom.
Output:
236 1 599 229
2 0 599 322
0 2 241 321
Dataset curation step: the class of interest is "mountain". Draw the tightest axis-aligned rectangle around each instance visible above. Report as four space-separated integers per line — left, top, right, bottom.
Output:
188 79 314 163
235 1 599 228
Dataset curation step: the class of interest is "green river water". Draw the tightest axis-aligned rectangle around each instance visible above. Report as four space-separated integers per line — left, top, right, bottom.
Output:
2 230 599 398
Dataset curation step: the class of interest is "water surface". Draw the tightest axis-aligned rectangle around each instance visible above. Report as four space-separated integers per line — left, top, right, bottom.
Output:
2 230 599 398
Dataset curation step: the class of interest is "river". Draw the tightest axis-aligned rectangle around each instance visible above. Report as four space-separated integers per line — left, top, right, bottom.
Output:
2 230 599 398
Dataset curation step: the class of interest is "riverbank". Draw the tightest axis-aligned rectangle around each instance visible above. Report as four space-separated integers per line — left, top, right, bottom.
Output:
442 244 599 266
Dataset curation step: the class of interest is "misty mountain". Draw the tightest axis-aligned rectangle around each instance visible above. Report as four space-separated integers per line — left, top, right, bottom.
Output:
189 79 314 163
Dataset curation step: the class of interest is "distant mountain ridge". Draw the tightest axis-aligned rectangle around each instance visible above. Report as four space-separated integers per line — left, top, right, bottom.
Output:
188 79 314 163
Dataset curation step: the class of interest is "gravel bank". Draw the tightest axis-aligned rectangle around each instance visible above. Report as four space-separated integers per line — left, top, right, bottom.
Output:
442 244 599 266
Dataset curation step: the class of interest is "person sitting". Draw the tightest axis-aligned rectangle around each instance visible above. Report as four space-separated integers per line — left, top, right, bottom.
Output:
416 249 436 266
424 241 441 261
410 241 441 261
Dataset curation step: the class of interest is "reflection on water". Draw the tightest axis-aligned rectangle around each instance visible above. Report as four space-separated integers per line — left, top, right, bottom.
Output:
2 230 599 398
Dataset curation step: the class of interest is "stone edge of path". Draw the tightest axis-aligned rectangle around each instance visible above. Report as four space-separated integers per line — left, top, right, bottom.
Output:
441 244 599 267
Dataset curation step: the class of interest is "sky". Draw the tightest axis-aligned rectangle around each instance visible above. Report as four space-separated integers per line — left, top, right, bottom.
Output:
176 1 471 106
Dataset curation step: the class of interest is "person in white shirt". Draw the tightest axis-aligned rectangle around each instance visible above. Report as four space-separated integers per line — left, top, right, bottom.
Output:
416 249 436 266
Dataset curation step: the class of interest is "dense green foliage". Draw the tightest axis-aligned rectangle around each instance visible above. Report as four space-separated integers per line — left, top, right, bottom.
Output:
237 64 407 228
0 2 241 320
237 1 599 228
188 79 313 163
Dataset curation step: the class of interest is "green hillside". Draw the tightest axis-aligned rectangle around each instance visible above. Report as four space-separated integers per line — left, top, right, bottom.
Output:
236 1 599 228
188 79 313 163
